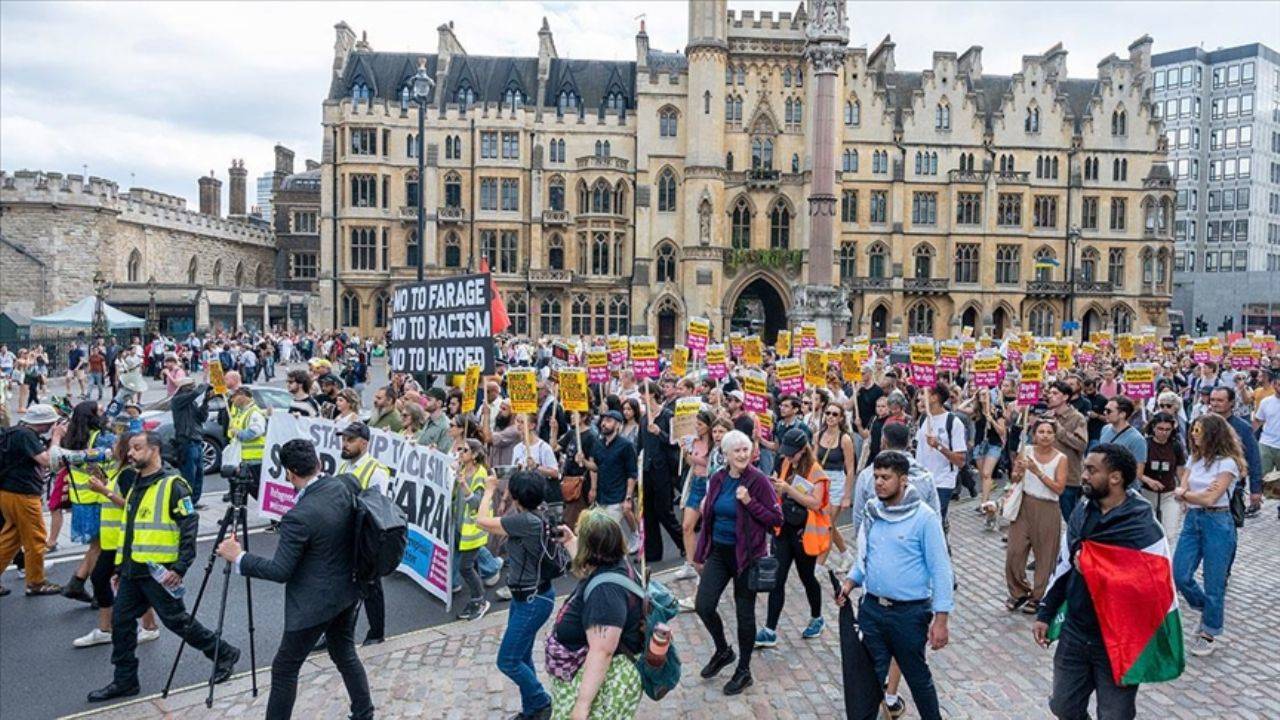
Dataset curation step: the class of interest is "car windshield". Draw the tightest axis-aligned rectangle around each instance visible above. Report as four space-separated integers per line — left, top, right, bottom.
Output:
144 396 172 412
253 387 294 410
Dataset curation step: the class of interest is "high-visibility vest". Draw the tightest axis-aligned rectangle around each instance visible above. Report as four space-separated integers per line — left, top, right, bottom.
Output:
457 467 489 552
339 454 389 491
116 474 186 565
775 461 832 557
68 430 111 505
228 402 266 462
99 468 125 551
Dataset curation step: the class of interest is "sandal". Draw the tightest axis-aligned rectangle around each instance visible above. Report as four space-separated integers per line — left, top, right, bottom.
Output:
25 582 63 596
1021 599 1041 615
1005 596 1028 612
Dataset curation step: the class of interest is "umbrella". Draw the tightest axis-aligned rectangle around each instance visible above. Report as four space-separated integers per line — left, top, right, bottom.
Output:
29 296 144 330
828 569 884 720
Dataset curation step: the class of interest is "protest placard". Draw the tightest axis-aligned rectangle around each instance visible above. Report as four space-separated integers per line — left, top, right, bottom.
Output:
389 273 494 375
743 335 764 367
607 335 629 367
840 347 862 383
587 348 609 384
672 396 703 441
742 369 768 413
729 332 744 359
630 336 659 379
1122 363 1156 400
706 344 728 380
776 357 804 394
776 329 792 358
939 341 961 373
756 411 774 442
1017 353 1044 406
671 345 689 378
257 414 455 603
798 322 818 352
910 341 937 389
687 317 710 358
507 368 538 414
463 364 481 413
558 367 590 413
207 360 227 396
972 352 1001 388
803 349 827 388
1117 334 1136 361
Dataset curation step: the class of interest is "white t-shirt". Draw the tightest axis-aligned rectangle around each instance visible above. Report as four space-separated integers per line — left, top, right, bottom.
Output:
512 439 558 472
915 411 967 490
1255 395 1280 449
1186 456 1239 508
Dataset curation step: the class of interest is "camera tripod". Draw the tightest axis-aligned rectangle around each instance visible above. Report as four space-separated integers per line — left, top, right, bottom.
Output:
161 472 259 707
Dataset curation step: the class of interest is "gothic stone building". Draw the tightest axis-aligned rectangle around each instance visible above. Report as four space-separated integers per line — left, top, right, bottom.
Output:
322 1 1175 345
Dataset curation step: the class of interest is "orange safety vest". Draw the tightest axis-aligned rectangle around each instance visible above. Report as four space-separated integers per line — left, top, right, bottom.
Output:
775 457 832 556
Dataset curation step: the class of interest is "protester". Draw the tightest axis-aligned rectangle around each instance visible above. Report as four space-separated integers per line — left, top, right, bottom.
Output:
1005 419 1067 615
1140 412 1186 540
171 376 211 504
52 401 114 604
813 399 855 569
454 439 492 621
336 423 390 645
575 409 639 555
1099 396 1147 479
914 382 968 521
674 410 714 582
367 386 402 432
0 404 62 596
1043 381 1089 521
1208 387 1264 518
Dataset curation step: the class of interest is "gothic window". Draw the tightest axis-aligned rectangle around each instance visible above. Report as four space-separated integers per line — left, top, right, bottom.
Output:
127 249 141 282
1034 247 1057 280
1028 303 1055 337
1025 105 1041 133
212 259 222 286
374 292 390 328
504 87 525 112
499 230 519 273
1084 156 1098 180
907 302 935 336
557 89 578 117
1112 305 1134 334
507 296 528 336
839 242 857 281
406 230 420 267
570 294 590 336
842 149 858 173
841 190 858 222
955 193 981 225
1051 156 1060 179
341 291 360 327
935 102 951 130
549 176 565 211
351 82 370 108
872 150 889 174
1108 248 1126 289
1080 247 1099 283
725 152 734 171
783 68 793 87
444 172 462 208
913 244 934 278
995 245 1021 284
1112 158 1128 181
613 235 624 275
1111 108 1127 136
590 180 613 213
657 168 677 212
591 232 610 275
455 82 475 112
769 201 791 249
659 107 678 137
1110 198 1127 230
405 171 419 209
736 65 745 85
845 99 860 126
731 197 751 250
546 233 564 270
999 154 1015 175
444 232 461 268
656 242 677 283
608 295 629 334
594 299 607 335
954 244 979 283
480 230 498 270
868 242 888 278
187 256 198 284
792 154 800 173
751 138 774 170
1033 195 1058 228
577 236 588 275
235 261 245 286
997 193 1023 226
540 297 562 337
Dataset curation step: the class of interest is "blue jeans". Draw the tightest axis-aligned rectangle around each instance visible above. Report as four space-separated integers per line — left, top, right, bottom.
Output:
935 487 953 522
497 587 554 714
1172 508 1236 636
180 439 204 503
1058 485 1082 523
858 597 941 720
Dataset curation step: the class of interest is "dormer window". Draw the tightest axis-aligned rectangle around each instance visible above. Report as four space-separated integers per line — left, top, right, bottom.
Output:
400 86 410 111
456 83 475 112
351 82 371 108
504 88 525 112
557 89 579 118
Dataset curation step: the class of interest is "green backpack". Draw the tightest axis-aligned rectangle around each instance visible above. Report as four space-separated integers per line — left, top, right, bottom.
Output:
584 572 682 701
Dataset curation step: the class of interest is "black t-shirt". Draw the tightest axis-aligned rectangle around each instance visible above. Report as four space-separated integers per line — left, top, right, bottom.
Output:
1083 393 1108 442
854 385 884 432
500 510 548 594
553 565 645 655
0 425 48 495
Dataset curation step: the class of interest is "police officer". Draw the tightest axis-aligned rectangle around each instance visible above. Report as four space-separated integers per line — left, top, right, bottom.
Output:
87 431 241 702
338 423 390 645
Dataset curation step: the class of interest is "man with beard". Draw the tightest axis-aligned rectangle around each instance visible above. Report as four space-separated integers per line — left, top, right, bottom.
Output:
286 370 320 418
488 398 521 468
316 375 342 420
336 423 390 646
88 432 240 702
576 409 640 555
367 386 402 432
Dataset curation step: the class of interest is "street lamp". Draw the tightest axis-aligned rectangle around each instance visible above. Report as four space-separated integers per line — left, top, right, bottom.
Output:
1066 225 1080 337
412 57 434 283
91 271 109 344
145 276 159 339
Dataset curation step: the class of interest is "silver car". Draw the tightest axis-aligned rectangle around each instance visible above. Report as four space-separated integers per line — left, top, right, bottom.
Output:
138 385 294 475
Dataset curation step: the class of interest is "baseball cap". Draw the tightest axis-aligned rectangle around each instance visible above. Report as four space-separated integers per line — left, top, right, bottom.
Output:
338 422 371 440
602 409 625 423
778 427 810 457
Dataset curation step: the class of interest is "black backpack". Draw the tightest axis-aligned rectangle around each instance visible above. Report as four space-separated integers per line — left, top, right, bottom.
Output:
339 473 409 588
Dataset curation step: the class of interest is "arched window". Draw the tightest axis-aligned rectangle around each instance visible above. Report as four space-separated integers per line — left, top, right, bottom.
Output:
839 243 857 282
608 295 629 334
659 107 678 137
187 256 198 284
751 138 774 170
731 197 751 250
725 152 734 171
577 235 588 275
1155 249 1169 291
1028 303 1056 337
791 154 800 173
953 244 979 283
255 263 268 287
406 230 420 267
657 168 677 212
444 171 462 208
351 81 370 108
1111 108 1127 136
540 296 562 336
405 170 419 209
907 302 935 336
1108 248 1126 289
504 87 525 112
1034 247 1057 281
842 149 858 173
455 82 475 112
444 232 461 268
591 232 610 275
735 65 745 85
570 294 590 335
506 296 528 335
913 244 934 278
613 180 626 215
769 201 791 249
1051 156 1060 179
400 86 411 111
234 261 245 287
1112 305 1134 334
547 233 564 270
612 235 624 275
374 292 390 328
1080 247 1099 283
594 299 607 334
1025 106 1041 133
1143 197 1158 233
1141 247 1155 287
127 249 141 283
868 242 888 278
548 176 565 211
783 68 793 87
844 100 860 126
341 291 360 327
935 101 951 130
212 259 222 286
590 180 613 213
655 242 677 283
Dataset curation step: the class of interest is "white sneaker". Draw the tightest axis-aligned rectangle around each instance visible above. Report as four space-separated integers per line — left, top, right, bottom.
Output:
73 628 113 648
495 586 513 601
1189 634 1216 657
137 627 161 644
677 596 696 613
672 563 698 581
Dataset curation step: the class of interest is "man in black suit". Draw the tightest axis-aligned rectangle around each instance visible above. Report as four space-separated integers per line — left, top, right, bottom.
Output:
216 439 373 720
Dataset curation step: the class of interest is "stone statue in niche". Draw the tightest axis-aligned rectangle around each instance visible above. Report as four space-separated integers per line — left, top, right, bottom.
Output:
698 199 711 245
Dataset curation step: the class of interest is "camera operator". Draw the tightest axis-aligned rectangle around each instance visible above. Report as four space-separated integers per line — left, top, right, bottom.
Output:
337 422 390 645
216 439 373 720
171 376 212 505
87 431 240 702
227 386 266 496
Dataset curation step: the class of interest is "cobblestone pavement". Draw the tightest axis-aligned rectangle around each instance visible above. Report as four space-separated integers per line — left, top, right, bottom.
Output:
76 497 1280 720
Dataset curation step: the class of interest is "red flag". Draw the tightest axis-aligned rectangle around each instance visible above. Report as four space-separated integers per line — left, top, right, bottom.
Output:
478 258 511 335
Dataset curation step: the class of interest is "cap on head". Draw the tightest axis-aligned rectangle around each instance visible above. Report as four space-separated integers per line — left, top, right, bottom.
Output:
338 422 371 441
778 427 810 457
603 409 625 423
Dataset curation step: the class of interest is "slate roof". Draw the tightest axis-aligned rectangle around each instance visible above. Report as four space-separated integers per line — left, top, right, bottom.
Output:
330 52 440 102
878 71 1101 132
543 58 636 108
646 50 688 73
281 170 321 191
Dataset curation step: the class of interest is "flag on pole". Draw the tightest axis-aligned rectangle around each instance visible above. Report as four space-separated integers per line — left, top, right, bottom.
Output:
478 258 511 334
1033 257 1062 270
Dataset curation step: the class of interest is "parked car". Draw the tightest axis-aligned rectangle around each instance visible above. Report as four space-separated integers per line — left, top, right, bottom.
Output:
138 385 294 475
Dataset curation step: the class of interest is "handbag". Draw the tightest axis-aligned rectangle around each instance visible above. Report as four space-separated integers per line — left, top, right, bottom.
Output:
545 589 589 681
1228 478 1245 529
746 554 779 593
560 475 584 503
1000 479 1024 524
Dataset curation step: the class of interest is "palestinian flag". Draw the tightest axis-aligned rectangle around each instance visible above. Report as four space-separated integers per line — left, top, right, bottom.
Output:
1047 533 1184 686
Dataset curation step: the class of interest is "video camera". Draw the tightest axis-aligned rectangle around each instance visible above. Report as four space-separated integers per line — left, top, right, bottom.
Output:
219 461 259 508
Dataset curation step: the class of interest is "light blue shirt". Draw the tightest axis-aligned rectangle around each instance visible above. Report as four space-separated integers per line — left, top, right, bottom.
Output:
848 500 954 613
1099 424 1147 465
849 454 940 538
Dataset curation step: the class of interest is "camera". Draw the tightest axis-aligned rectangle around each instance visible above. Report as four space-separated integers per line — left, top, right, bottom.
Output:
492 464 516 481
544 501 565 540
219 462 260 507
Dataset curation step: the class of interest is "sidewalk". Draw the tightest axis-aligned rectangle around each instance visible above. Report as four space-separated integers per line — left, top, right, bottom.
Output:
74 498 1280 720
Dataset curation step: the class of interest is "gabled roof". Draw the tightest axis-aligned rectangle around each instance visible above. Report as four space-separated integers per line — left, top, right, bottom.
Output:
444 55 538 103
329 52 440 102
877 70 1101 132
543 58 636 108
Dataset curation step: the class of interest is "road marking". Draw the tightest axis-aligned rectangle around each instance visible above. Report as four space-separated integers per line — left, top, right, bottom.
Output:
3 525 273 573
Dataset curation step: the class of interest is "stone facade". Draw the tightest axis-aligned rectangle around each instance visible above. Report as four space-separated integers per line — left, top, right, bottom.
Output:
323 1 1175 343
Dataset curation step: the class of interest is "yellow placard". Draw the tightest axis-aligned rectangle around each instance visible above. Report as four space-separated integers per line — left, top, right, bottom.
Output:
672 346 689 378
799 322 818 347
672 396 703 439
463 364 481 413
1091 330 1114 346
687 317 710 347
507 368 538 415
886 332 901 346
630 338 658 361
1054 341 1074 370
940 343 961 361
558 367 589 413
1021 353 1045 383
587 349 608 369
208 360 227 396
909 341 936 365
1117 335 1136 360
973 354 1001 374
743 336 764 367
755 411 774 441
706 344 726 367
803 349 827 388
729 332 744 358
1123 364 1154 385
841 347 862 383
775 330 792 358
742 370 768 398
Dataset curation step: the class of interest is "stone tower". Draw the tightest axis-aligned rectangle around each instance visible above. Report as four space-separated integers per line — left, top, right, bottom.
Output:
228 159 247 216
198 171 222 217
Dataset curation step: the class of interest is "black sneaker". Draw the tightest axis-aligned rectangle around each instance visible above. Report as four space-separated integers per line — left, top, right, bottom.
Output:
723 667 753 696
700 647 736 679
885 696 907 719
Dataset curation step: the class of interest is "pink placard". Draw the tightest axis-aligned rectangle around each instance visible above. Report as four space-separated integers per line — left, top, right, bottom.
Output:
1017 381 1041 407
633 358 658 380
911 363 937 388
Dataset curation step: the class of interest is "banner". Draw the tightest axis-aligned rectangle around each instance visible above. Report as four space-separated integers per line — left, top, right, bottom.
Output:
686 317 710 359
756 411 774 442
672 396 703 441
607 335 629 368
972 353 999 388
1018 353 1044 407
910 341 937 389
776 329 792 358
257 414 455 603
798 322 818 352
1117 334 1136 361
671 346 689 378
507 368 539 414
1229 341 1260 370
743 335 764 367
803 349 827 389
1078 342 1098 367
389 273 494 375
559 367 589 413
776 358 804 395
463 364 481 413
630 336 659 379
742 370 768 414
706 344 728 380
1192 337 1211 364
587 348 609 384
1122 363 1156 400
961 338 977 361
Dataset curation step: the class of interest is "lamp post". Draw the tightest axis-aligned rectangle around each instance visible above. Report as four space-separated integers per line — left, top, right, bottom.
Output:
145 276 159 340
1066 225 1080 338
91 271 109 344
412 58 434 283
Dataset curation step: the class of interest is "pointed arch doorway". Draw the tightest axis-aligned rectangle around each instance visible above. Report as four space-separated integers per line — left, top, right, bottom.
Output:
727 276 788 345
1081 308 1102 340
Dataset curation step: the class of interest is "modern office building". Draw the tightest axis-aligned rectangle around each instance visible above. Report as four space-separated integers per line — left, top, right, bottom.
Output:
1153 43 1280 333
257 172 275 224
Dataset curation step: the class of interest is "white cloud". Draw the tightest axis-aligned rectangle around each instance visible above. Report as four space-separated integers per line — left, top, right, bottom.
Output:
2 1 1276 207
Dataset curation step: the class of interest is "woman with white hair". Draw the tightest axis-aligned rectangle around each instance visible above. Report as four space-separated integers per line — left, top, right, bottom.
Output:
692 429 782 696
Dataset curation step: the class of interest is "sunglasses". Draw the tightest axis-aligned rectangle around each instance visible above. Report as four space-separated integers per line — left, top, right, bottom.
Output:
825 410 843 417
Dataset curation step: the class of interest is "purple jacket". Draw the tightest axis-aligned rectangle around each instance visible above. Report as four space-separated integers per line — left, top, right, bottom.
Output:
694 463 782 572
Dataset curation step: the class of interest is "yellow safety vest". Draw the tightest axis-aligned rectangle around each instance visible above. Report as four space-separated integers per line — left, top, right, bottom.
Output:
457 467 489 552
228 402 266 462
98 468 125 551
339 455 388 491
68 430 111 505
116 474 185 565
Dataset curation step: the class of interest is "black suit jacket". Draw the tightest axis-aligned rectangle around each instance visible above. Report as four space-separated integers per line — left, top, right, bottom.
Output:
240 475 360 631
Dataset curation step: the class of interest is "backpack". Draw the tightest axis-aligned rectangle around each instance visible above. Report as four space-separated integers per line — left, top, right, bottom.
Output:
943 413 980 494
584 570 682 701
340 473 409 588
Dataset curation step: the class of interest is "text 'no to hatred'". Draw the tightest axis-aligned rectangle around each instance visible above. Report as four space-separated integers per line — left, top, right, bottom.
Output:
389 273 494 375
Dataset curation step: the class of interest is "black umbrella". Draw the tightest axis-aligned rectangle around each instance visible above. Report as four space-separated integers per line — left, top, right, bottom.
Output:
828 569 884 720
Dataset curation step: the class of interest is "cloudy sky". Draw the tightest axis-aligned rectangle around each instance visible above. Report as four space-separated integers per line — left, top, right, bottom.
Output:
2 1 1275 208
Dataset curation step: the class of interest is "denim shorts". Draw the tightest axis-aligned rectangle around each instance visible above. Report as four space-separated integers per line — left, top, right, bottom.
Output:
684 476 708 510
976 441 1003 461
70 502 101 544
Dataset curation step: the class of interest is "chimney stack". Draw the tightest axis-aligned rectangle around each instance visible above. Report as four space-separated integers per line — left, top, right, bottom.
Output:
273 145 296 191
198 171 222 217
228 159 248 216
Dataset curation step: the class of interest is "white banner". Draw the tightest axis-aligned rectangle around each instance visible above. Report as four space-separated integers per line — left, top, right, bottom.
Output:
256 414 456 603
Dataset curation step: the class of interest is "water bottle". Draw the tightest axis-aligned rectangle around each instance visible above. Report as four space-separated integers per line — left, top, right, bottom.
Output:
147 561 185 599
645 623 671 668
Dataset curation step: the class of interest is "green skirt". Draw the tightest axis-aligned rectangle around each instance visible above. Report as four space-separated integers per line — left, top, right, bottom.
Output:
550 653 642 720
